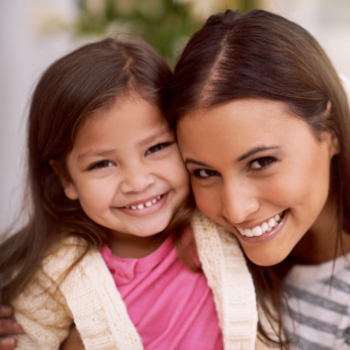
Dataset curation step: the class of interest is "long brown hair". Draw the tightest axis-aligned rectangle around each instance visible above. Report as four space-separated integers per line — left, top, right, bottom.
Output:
166 9 350 348
0 37 195 305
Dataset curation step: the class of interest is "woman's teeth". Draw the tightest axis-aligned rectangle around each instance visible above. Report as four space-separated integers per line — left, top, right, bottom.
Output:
125 195 162 210
236 212 284 237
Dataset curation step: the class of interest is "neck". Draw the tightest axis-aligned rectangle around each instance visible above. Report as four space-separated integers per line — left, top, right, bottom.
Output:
290 196 350 265
107 230 169 259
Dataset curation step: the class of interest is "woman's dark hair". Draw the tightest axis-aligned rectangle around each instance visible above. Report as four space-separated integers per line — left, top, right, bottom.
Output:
166 9 350 349
0 37 195 304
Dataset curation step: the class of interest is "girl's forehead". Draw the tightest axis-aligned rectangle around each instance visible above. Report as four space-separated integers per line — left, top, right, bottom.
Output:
71 97 169 153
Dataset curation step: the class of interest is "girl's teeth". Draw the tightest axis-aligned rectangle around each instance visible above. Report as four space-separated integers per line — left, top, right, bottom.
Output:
236 211 284 237
126 195 162 210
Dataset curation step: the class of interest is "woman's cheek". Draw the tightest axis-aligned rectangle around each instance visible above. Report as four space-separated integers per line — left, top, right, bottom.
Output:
192 184 220 218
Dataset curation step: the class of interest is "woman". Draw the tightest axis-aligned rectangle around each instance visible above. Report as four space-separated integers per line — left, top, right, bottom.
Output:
167 9 350 350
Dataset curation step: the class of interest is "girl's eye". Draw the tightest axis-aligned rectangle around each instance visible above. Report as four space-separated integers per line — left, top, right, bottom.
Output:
193 169 219 178
88 160 114 170
249 157 276 170
146 142 171 155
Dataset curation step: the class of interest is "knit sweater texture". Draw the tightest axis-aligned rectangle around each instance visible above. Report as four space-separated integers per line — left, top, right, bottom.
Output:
13 211 267 350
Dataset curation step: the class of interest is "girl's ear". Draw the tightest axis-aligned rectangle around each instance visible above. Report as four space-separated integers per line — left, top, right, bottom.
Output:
49 160 79 200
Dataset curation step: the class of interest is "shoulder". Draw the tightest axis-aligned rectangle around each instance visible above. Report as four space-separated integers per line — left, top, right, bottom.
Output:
191 213 258 349
190 209 242 257
40 236 89 281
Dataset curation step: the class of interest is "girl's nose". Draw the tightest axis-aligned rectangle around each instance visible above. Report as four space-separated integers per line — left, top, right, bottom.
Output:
120 163 155 193
222 181 260 224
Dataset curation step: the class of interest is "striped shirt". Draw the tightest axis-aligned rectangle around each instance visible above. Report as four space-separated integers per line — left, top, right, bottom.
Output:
283 253 350 349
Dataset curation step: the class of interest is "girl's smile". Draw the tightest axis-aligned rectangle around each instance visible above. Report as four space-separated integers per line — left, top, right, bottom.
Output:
64 93 190 240
117 192 168 217
177 98 339 266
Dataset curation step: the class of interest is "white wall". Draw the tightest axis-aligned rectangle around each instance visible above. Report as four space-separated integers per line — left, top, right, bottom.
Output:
266 0 350 78
0 0 83 233
1 0 350 233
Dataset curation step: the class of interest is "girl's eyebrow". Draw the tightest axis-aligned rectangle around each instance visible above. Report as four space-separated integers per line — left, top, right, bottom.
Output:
77 131 172 162
77 149 115 162
237 146 280 162
137 130 171 147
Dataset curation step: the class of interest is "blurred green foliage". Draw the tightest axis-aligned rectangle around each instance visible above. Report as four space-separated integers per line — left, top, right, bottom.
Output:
73 0 260 65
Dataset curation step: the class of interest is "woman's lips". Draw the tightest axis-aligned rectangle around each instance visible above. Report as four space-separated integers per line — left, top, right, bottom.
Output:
233 210 289 244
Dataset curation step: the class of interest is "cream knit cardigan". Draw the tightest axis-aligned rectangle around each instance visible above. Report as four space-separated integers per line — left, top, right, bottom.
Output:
13 211 268 350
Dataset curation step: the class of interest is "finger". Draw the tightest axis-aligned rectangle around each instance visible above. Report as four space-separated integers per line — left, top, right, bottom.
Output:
0 307 12 318
60 325 85 350
0 337 17 350
0 319 24 335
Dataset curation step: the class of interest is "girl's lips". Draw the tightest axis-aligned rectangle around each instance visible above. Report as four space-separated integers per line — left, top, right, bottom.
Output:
234 209 289 244
116 192 168 217
118 194 163 210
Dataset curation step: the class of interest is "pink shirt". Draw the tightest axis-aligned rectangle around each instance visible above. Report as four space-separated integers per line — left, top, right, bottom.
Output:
101 235 223 350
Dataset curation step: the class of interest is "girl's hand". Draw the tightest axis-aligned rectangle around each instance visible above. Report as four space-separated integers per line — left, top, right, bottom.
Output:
0 306 24 350
60 325 85 350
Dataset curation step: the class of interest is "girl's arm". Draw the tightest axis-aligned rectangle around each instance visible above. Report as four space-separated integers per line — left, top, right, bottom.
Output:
60 325 84 350
0 306 24 350
0 308 85 350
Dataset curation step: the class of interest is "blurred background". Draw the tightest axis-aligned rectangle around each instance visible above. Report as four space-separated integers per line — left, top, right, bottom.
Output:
1 0 350 233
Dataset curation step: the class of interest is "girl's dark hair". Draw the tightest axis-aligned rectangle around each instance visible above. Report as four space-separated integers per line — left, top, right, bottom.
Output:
166 9 350 349
0 37 195 304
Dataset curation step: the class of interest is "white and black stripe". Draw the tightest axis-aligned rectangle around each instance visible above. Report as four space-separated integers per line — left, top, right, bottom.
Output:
283 253 350 349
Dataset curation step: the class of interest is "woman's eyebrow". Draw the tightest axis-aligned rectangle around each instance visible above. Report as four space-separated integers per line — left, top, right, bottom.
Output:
237 146 280 162
184 146 280 166
185 158 210 167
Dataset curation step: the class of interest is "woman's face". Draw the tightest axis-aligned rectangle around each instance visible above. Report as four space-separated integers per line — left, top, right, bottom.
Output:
177 98 339 266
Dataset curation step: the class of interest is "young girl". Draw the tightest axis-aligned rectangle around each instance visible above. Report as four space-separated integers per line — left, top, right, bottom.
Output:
0 37 263 349
167 9 350 350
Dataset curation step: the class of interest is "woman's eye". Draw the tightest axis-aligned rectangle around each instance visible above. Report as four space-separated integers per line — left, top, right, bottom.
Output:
194 169 219 178
250 157 276 170
146 142 171 155
88 160 114 170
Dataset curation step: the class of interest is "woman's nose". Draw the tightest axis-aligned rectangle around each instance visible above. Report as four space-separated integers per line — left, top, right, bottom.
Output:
222 181 260 224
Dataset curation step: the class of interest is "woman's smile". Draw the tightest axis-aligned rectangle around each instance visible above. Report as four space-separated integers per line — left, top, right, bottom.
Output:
233 210 287 243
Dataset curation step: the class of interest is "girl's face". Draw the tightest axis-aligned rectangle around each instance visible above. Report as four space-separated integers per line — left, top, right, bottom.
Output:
177 98 339 266
64 93 189 238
